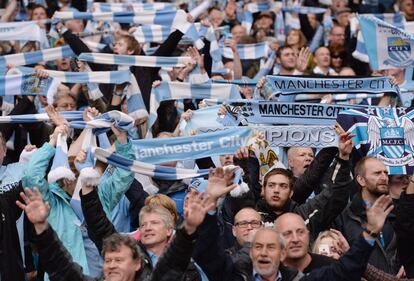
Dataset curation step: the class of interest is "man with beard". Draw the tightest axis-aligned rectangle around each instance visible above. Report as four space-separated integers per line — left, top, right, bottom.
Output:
334 156 400 274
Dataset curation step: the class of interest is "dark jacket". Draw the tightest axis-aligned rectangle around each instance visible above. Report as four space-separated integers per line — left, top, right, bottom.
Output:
194 210 375 281
292 147 338 204
31 218 197 281
0 183 25 281
395 192 414 278
256 157 352 241
80 188 201 281
334 192 399 274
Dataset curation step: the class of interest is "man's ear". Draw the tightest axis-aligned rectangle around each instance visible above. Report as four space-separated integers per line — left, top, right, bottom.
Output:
232 226 237 238
289 189 293 198
134 259 141 272
356 175 365 188
281 248 287 262
127 49 134 55
261 186 265 197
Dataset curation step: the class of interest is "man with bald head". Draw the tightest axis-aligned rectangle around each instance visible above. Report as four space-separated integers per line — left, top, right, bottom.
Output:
334 156 399 274
274 213 334 273
250 194 393 280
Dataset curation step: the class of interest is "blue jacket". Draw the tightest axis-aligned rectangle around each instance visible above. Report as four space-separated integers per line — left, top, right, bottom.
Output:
22 140 135 276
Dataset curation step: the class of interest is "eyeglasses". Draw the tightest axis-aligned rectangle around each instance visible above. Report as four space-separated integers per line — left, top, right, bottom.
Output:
234 220 263 229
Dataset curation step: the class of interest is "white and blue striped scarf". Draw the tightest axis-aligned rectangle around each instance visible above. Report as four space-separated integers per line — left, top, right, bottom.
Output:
0 46 74 74
17 67 132 85
132 127 252 164
189 0 212 19
0 21 44 42
17 66 134 103
92 147 209 180
221 42 270 60
149 81 241 129
70 110 138 138
133 25 173 44
282 6 327 14
53 10 204 49
78 52 194 68
0 72 59 100
0 111 83 123
92 2 175 12
245 2 273 13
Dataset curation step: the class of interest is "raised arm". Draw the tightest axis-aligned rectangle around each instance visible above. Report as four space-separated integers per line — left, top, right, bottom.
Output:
17 188 88 281
395 175 414 278
304 195 394 281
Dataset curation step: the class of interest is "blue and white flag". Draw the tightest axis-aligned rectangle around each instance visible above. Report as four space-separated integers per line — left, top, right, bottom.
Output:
221 42 270 60
92 2 175 12
358 15 414 70
53 10 204 49
353 13 405 63
337 106 414 174
0 73 59 99
221 100 371 126
92 147 209 180
265 75 400 96
78 52 194 67
132 127 252 164
0 46 74 68
149 81 241 129
0 21 43 42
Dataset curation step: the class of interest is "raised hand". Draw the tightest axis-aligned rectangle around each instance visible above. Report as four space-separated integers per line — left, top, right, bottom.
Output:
296 47 311 72
338 131 354 160
49 124 69 147
186 46 205 73
206 167 237 203
46 105 69 127
111 125 127 145
183 190 215 234
82 107 100 122
329 228 350 256
365 195 394 236
16 188 50 234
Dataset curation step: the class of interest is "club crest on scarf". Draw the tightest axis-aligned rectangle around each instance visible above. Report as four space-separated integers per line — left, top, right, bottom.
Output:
337 107 414 174
21 74 54 95
367 111 414 161
386 37 413 67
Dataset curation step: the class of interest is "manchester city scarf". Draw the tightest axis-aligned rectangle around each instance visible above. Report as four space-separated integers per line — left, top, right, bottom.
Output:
337 106 414 174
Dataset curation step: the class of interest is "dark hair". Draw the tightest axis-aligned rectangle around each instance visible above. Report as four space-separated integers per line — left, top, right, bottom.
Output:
102 233 143 261
263 168 294 189
354 156 376 178
276 46 294 59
